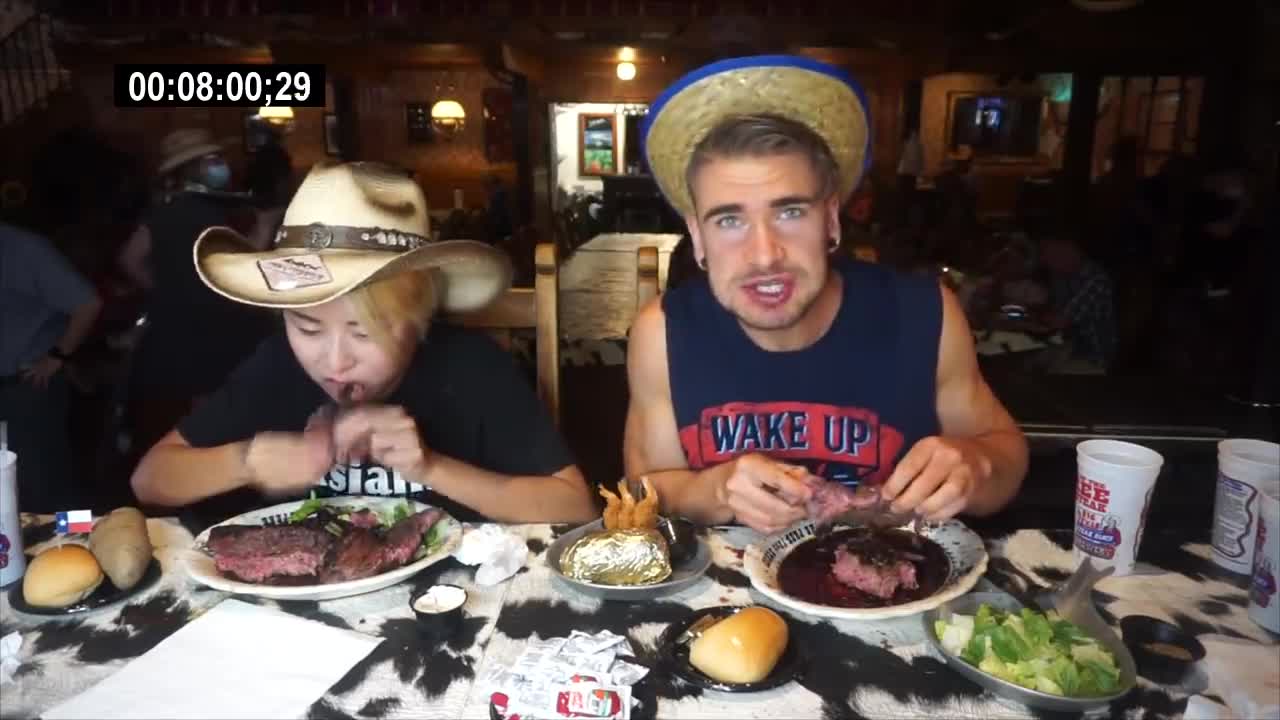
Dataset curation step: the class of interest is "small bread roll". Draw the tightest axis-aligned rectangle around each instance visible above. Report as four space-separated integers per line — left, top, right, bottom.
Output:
689 606 789 684
89 507 152 590
23 545 105 608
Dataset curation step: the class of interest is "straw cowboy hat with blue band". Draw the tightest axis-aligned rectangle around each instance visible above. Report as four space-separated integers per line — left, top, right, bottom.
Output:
193 160 512 312
642 54 873 218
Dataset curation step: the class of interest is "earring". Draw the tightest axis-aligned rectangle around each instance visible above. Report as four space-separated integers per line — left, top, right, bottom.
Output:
828 236 841 253
696 257 707 271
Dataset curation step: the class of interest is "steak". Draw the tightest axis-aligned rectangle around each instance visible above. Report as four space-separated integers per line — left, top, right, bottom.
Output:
206 525 334 583
796 472 913 530
830 531 921 600
206 508 444 586
321 507 444 582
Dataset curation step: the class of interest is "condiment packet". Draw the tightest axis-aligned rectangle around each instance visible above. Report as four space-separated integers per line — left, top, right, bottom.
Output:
563 630 628 656
0 631 22 685
608 659 648 687
486 631 647 720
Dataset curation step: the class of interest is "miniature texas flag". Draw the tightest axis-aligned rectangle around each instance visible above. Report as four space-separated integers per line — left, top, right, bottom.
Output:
55 509 93 534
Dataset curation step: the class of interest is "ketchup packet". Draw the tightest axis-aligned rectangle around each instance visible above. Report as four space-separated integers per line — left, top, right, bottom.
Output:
552 681 631 719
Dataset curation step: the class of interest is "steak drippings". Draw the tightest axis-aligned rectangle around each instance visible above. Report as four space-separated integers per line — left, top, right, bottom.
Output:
777 528 950 609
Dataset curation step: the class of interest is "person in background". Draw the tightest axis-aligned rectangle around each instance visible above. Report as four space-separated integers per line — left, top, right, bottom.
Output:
0 222 102 512
130 161 595 527
625 56 1027 534
1036 232 1117 374
483 174 514 245
119 128 276 469
243 136 295 249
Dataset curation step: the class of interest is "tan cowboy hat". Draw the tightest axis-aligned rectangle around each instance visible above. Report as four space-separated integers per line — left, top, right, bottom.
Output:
193 160 512 312
643 55 872 218
157 128 230 175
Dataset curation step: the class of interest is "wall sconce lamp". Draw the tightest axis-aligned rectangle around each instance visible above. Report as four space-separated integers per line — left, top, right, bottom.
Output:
431 99 466 138
616 62 637 81
256 105 295 132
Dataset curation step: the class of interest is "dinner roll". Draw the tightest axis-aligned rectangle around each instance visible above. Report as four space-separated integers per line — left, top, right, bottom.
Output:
22 544 105 608
689 606 789 684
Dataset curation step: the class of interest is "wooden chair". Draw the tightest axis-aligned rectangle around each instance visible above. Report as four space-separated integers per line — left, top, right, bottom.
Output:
636 245 660 312
449 243 561 425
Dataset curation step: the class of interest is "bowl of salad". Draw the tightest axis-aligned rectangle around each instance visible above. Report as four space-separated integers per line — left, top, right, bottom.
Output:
924 592 1137 712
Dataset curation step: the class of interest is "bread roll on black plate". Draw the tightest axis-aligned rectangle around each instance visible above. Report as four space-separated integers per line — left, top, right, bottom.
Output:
23 545 105 608
689 606 790 684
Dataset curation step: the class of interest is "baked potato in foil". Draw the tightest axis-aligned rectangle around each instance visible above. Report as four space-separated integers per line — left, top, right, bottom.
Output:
560 528 672 586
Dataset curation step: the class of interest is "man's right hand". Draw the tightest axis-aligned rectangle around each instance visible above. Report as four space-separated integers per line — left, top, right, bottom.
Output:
718 454 814 534
243 424 335 497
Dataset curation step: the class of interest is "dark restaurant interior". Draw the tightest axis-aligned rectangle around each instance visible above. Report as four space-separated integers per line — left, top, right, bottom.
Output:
1 0 1276 534
2 2 1280 718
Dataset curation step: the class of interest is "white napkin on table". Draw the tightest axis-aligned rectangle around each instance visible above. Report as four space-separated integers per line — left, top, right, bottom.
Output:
454 524 528 586
1183 634 1280 720
0 631 22 684
42 598 381 720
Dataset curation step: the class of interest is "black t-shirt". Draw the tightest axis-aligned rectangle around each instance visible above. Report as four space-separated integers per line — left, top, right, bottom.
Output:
176 322 575 524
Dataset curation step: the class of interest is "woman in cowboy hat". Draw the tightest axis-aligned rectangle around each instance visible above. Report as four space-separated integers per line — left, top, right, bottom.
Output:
130 161 596 525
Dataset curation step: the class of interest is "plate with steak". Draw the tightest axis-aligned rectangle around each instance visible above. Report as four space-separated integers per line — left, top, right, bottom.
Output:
184 496 460 601
744 519 987 621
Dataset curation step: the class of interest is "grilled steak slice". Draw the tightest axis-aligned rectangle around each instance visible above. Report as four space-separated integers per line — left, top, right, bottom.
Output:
207 525 334 583
828 529 922 600
318 508 444 583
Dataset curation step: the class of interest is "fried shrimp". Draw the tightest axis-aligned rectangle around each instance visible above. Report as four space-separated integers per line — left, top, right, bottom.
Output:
633 476 660 530
599 486 622 530
617 479 637 529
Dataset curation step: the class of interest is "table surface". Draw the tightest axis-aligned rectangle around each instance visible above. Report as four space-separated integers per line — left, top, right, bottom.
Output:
2 519 1275 720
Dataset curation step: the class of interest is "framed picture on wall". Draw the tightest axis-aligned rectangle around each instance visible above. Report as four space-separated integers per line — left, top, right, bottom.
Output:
324 113 341 156
579 113 617 176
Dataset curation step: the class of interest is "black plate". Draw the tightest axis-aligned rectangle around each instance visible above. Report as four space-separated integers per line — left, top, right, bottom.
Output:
8 556 163 615
658 606 805 693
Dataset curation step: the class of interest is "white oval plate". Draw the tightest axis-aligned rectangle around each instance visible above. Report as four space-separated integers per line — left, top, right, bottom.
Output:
744 520 989 620
184 496 461 602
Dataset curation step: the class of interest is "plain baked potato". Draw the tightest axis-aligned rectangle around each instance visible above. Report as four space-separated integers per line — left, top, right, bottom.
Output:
88 507 152 590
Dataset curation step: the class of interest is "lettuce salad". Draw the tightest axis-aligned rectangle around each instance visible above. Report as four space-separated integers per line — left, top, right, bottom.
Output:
935 604 1122 697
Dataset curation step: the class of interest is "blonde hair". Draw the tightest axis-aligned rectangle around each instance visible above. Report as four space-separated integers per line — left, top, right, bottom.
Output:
346 269 439 356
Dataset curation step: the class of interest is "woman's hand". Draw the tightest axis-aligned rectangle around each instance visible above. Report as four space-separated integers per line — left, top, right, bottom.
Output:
243 424 335 497
331 405 432 482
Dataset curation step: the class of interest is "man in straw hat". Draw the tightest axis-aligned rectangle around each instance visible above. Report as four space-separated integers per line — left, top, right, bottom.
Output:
131 160 596 525
625 56 1028 534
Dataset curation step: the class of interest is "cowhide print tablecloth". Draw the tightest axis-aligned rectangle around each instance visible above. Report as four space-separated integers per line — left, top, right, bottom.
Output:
1 519 1275 720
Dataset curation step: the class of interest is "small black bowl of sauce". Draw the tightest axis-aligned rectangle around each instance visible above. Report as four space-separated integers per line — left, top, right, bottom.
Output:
657 516 698 566
1120 615 1205 685
411 584 467 642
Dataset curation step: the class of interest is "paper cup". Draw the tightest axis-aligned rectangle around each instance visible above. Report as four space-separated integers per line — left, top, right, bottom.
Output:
1211 439 1280 574
0 449 25 588
1073 440 1163 576
1248 482 1280 633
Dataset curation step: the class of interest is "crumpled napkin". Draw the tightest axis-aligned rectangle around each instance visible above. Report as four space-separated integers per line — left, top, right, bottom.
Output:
0 631 23 684
1183 634 1280 720
454 524 528 586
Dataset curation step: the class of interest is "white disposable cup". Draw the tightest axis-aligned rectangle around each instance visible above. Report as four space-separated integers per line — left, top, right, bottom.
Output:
0 449 25 587
1248 482 1280 633
1211 439 1280 574
1073 439 1164 576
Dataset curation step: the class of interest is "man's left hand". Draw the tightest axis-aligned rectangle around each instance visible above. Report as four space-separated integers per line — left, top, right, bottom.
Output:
880 436 994 521
331 405 432 480
21 355 64 389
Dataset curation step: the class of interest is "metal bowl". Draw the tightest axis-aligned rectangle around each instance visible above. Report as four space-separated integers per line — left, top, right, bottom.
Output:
547 518 711 601
922 592 1137 712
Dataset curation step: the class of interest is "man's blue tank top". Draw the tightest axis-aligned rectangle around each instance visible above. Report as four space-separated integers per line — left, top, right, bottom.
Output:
663 257 942 489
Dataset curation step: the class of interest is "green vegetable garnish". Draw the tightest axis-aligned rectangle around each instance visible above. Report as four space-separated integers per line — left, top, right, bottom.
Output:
935 603 1121 698
420 521 446 557
289 495 325 523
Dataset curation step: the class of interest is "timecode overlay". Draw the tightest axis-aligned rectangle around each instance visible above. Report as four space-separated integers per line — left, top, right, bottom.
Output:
114 64 326 108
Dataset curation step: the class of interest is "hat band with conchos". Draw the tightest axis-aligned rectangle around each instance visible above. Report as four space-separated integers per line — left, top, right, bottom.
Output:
274 224 428 253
